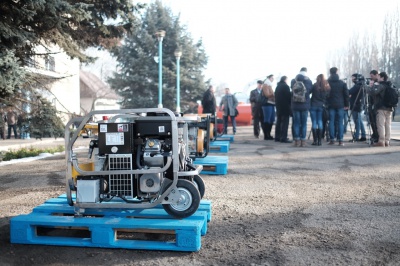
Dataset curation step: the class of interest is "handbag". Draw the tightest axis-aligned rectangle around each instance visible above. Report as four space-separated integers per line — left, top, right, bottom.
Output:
235 108 239 117
323 107 329 121
258 91 269 106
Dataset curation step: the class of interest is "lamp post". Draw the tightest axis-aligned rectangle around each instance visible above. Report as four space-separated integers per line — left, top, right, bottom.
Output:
155 30 166 108
174 49 182 113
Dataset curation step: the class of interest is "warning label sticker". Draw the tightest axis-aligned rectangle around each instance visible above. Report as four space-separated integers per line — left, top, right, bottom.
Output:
100 124 108 133
106 132 124 145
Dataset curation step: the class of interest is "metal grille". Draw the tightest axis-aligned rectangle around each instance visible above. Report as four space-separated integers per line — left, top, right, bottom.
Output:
108 154 133 198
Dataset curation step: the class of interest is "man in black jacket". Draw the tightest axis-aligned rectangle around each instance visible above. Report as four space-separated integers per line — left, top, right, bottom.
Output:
327 67 349 146
349 74 367 142
202 85 216 114
249 80 264 138
274 76 292 143
367 70 380 143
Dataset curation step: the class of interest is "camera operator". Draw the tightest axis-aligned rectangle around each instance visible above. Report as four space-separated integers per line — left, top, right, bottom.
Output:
327 67 349 146
367 71 393 147
367 70 380 143
349 74 367 142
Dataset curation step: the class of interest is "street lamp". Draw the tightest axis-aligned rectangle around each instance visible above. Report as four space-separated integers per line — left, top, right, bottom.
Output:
155 30 166 108
174 49 182 113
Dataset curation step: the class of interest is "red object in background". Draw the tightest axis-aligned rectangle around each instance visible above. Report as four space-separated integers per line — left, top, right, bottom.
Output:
102 116 109 121
198 103 252 126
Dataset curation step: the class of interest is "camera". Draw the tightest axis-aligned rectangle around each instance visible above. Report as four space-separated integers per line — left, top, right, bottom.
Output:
355 74 365 85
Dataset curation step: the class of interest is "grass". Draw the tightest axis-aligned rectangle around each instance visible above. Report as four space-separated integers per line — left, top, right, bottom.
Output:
0 145 65 161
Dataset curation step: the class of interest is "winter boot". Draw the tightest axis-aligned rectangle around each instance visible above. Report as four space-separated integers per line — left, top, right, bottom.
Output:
317 129 322 146
300 140 307 147
294 140 300 147
311 129 317 145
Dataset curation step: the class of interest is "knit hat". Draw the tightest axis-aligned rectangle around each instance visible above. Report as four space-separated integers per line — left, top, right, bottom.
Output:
300 67 307 72
257 80 263 84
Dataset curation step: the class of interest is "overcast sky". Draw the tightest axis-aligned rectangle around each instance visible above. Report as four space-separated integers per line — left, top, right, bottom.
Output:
155 0 399 91
85 0 399 94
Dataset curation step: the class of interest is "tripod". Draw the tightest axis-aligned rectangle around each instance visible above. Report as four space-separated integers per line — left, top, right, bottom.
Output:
360 84 374 147
347 81 372 145
345 83 364 143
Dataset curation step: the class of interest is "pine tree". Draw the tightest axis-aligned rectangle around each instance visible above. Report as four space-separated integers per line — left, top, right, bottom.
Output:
28 98 65 139
108 1 208 112
0 0 144 104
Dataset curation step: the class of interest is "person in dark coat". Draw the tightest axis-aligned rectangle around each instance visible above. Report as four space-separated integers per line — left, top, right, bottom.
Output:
274 76 292 143
349 74 366 142
326 67 349 146
201 85 216 114
368 72 394 147
310 74 330 146
249 80 264 138
291 67 312 147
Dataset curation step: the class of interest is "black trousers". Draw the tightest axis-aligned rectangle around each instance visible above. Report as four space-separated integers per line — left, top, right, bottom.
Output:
7 124 17 139
369 108 379 141
275 113 289 141
253 114 262 137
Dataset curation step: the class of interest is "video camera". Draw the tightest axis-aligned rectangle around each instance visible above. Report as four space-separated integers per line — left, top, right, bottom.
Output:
354 74 366 85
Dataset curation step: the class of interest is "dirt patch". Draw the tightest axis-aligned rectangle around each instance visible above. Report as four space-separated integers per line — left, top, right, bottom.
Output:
0 127 400 265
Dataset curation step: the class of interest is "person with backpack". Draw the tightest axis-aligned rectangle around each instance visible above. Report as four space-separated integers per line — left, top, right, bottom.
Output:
367 72 396 147
291 67 312 147
310 74 330 146
326 67 349 146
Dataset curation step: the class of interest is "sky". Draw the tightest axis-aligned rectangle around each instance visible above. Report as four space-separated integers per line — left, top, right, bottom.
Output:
153 0 399 92
85 0 399 95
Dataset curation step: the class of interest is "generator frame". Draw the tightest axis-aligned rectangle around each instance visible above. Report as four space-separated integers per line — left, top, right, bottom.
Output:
65 108 204 219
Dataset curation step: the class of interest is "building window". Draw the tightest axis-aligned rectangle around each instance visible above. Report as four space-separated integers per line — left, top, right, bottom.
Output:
25 55 37 68
45 55 55 71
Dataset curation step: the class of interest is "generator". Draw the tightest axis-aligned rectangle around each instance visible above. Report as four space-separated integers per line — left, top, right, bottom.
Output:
66 108 207 219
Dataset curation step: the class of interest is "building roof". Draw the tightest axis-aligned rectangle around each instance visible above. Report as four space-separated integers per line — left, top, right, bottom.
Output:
80 70 119 100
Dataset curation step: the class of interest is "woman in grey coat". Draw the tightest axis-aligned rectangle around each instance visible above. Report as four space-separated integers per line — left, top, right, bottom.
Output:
219 88 238 134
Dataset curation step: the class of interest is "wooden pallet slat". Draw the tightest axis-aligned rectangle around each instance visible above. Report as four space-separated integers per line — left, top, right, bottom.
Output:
216 134 234 142
195 155 228 175
46 195 212 222
209 141 230 153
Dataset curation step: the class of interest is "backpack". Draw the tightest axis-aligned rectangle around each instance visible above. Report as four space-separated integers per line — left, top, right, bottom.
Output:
383 84 399 108
292 81 306 103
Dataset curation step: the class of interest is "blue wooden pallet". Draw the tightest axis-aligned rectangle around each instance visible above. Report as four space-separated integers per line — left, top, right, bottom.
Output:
209 141 230 153
195 155 228 175
43 194 212 223
10 195 212 252
216 134 234 142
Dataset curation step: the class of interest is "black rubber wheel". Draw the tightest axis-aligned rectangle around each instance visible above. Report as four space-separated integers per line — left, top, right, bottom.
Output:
162 179 201 219
193 175 205 199
67 178 74 206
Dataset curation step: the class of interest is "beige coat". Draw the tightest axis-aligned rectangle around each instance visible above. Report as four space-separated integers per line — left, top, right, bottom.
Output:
262 83 275 103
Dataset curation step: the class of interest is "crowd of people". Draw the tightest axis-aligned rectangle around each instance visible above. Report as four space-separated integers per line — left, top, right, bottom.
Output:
248 67 396 147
